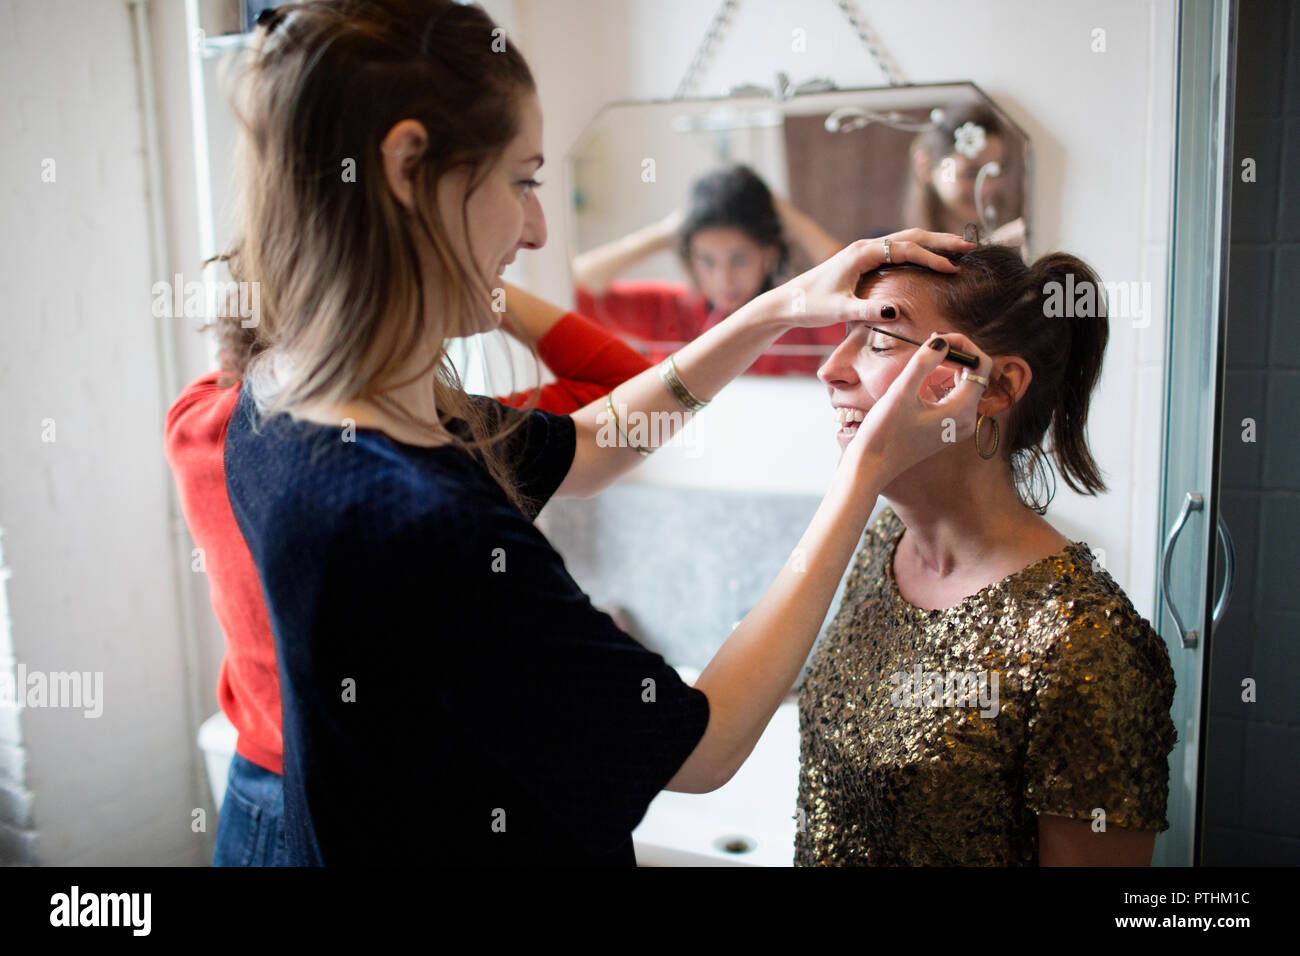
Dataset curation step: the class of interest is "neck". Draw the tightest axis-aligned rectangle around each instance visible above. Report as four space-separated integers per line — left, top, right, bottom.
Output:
369 365 441 425
884 442 1036 578
279 342 452 447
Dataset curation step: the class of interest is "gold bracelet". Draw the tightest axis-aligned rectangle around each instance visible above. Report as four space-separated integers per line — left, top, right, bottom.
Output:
605 392 653 457
658 355 708 412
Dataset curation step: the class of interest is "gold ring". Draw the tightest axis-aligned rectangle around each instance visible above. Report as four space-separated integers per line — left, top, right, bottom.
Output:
965 372 990 387
882 237 892 263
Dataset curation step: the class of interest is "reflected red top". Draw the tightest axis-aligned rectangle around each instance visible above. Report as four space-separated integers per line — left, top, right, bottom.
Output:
576 279 842 376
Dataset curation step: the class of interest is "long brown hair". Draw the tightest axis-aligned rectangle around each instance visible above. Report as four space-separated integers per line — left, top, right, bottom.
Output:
875 244 1109 510
217 0 540 512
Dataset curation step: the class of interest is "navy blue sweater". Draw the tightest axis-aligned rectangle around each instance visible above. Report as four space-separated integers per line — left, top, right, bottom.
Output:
224 387 710 865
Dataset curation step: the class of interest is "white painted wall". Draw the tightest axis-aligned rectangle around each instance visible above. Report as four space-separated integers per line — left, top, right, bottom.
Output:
0 0 207 864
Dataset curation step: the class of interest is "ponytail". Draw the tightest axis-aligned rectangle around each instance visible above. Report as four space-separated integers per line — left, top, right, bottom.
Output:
1031 254 1108 496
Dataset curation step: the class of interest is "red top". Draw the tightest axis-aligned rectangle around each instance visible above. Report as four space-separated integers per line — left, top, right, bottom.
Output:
164 311 651 775
575 279 843 376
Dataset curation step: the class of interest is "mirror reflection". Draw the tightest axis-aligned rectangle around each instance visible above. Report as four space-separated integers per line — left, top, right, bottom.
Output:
567 83 1029 376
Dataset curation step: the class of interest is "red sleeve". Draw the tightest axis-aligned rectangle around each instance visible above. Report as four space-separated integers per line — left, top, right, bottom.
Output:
495 310 654 414
164 372 286 776
575 280 705 348
577 280 836 377
164 370 228 446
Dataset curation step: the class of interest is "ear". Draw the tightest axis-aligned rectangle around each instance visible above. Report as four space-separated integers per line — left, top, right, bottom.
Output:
979 354 1033 417
379 119 429 213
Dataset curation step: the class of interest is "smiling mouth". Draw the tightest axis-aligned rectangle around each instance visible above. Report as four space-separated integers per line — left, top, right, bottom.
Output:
834 406 866 433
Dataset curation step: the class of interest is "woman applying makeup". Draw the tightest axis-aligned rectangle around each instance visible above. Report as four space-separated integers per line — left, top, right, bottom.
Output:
219 0 988 865
165 282 658 867
798 244 1177 866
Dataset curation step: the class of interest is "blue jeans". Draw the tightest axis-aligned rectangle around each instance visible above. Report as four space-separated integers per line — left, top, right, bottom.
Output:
213 752 291 866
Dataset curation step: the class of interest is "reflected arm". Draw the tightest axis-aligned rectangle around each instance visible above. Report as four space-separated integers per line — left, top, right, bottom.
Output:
570 209 684 296
775 195 843 264
554 289 791 498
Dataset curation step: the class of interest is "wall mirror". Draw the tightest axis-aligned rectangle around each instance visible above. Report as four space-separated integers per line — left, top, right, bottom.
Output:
565 81 1031 380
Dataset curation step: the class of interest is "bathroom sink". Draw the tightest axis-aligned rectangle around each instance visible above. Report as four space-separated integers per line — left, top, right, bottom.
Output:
633 698 799 867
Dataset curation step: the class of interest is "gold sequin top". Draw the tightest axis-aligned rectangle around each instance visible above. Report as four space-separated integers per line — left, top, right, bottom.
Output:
795 506 1177 866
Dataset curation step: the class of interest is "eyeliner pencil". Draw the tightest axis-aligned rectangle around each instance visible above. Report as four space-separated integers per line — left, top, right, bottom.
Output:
864 324 980 369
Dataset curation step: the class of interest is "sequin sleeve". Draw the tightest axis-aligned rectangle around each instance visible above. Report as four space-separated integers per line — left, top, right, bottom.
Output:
1022 604 1178 832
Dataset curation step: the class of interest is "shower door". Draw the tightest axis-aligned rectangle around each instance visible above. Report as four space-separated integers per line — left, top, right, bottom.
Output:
1152 0 1236 867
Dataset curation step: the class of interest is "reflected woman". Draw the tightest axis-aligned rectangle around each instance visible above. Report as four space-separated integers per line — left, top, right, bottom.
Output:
572 164 843 375
796 244 1177 866
902 104 1026 255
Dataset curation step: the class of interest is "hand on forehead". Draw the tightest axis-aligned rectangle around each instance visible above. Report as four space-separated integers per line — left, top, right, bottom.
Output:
854 270 934 331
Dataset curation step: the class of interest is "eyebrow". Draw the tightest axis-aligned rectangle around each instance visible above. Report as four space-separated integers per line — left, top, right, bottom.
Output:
521 153 544 169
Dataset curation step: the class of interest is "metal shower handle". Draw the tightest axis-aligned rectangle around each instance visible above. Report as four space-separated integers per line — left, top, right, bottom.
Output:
1161 492 1236 648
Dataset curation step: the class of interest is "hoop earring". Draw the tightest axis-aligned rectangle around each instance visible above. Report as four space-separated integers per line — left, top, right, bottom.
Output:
975 413 999 460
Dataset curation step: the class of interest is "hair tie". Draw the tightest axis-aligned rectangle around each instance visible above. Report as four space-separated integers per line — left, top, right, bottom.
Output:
256 6 285 32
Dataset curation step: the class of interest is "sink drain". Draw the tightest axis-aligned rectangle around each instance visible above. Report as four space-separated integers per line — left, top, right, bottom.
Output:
714 835 756 854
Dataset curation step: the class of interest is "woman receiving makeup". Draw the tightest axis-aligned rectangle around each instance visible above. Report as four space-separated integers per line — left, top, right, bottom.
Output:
798 243 1177 866
218 0 989 865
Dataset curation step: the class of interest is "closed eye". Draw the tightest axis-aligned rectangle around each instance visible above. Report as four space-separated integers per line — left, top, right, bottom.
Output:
845 322 892 352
